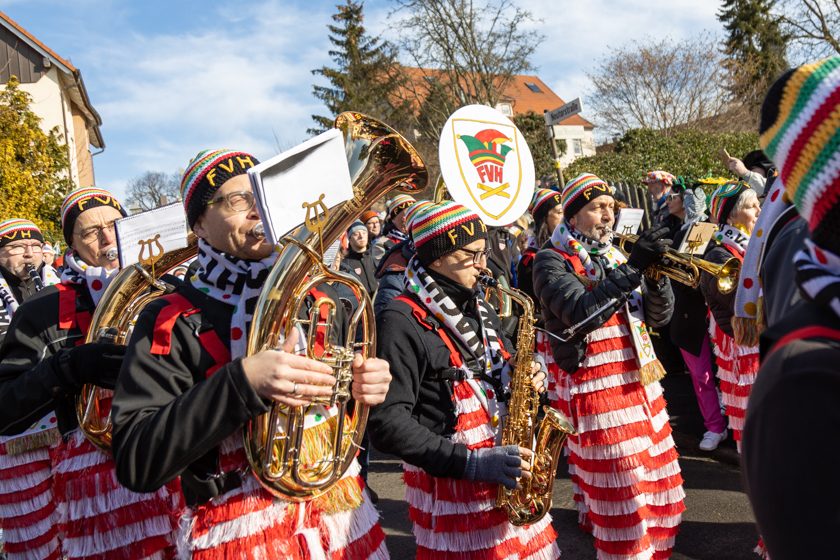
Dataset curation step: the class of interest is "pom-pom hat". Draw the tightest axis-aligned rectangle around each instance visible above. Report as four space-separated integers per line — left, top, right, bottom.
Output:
409 201 488 265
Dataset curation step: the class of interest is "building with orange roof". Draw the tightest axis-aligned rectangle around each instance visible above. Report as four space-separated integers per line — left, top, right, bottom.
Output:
0 11 103 187
398 67 596 168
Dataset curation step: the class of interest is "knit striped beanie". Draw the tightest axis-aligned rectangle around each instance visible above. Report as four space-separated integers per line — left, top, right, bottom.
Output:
181 150 259 227
0 219 44 247
530 188 562 227
404 200 435 237
561 173 612 218
759 56 840 252
61 187 127 246
709 181 750 225
386 194 416 220
410 201 488 265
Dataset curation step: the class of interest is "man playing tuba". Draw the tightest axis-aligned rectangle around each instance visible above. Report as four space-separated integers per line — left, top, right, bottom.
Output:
111 149 392 559
0 188 183 559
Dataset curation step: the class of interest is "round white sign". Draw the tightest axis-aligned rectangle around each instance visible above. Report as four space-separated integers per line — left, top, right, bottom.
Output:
438 104 535 226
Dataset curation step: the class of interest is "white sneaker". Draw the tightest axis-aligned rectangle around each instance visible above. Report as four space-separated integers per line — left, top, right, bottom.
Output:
699 430 727 451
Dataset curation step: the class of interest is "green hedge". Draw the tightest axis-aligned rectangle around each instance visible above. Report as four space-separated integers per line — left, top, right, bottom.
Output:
564 128 760 184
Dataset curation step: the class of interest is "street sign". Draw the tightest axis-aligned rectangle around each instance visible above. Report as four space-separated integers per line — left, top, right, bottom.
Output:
544 97 582 126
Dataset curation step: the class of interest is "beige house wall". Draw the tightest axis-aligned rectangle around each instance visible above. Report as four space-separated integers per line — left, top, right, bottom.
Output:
17 67 84 186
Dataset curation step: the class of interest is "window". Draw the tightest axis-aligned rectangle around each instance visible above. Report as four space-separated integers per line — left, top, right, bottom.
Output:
496 103 513 116
525 82 543 93
573 139 583 156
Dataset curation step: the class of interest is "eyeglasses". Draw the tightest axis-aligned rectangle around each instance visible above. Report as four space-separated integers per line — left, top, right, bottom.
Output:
3 243 43 256
460 246 492 265
75 221 117 242
206 191 256 213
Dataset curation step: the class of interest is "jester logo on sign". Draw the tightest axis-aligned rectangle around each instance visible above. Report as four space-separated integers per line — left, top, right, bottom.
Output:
457 129 514 201
439 105 534 225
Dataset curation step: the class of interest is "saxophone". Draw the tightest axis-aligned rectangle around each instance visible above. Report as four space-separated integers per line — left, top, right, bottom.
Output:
479 273 577 526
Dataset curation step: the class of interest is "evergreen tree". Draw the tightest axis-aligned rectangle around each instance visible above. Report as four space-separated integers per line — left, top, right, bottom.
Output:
310 1 407 134
0 77 73 240
718 0 789 117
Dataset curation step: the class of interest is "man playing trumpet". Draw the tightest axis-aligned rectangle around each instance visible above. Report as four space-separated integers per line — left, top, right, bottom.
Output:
533 173 685 559
111 149 392 559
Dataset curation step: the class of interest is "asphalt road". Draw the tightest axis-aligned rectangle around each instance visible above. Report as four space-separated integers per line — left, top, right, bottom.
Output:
366 372 760 559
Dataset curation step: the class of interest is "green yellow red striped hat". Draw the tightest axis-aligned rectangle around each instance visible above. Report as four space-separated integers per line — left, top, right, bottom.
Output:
181 149 259 227
561 173 612 218
0 219 44 247
759 56 840 250
386 194 416 219
709 181 751 225
409 200 488 265
60 187 126 246
530 188 562 227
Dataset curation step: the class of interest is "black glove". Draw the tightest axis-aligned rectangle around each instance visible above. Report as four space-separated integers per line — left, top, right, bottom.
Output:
54 342 127 390
627 224 671 272
463 445 523 489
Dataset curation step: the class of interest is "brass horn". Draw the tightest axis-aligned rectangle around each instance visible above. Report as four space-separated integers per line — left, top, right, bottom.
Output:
243 112 427 500
615 232 740 294
77 235 198 452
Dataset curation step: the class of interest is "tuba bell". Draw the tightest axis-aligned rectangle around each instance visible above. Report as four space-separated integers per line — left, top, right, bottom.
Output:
243 112 427 500
77 235 198 452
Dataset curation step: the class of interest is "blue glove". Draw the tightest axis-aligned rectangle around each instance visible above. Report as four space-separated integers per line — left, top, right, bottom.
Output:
463 445 523 489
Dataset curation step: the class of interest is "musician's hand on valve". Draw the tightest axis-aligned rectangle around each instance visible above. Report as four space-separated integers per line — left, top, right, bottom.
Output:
351 354 392 405
627 224 671 272
242 328 336 407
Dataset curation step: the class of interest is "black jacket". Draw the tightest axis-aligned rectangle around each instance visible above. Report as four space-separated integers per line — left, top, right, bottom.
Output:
369 273 512 479
742 300 840 559
111 284 269 505
0 283 92 436
760 208 807 329
373 240 413 318
667 224 710 355
111 282 349 506
532 245 674 373
699 243 739 337
339 248 377 296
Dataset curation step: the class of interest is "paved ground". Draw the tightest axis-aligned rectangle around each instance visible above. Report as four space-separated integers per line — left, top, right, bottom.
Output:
367 372 760 559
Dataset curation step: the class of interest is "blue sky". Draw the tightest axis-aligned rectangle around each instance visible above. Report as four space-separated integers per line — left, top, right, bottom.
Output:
0 0 720 200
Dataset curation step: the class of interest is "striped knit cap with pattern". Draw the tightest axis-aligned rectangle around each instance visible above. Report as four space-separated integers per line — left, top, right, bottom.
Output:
759 56 840 253
181 149 259 228
410 201 488 265
530 188 562 227
709 181 751 225
386 194 416 220
0 219 44 248
60 187 127 246
561 173 612 218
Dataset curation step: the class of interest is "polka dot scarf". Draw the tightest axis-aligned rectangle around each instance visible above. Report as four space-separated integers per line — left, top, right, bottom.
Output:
795 239 840 320
188 239 277 358
60 251 119 306
550 220 623 280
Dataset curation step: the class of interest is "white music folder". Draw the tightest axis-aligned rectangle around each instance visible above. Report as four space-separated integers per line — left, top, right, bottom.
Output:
248 129 355 246
115 202 189 268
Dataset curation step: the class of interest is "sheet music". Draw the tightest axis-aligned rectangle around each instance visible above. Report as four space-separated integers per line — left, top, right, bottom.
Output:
115 202 189 268
248 129 354 246
678 222 718 255
614 208 644 235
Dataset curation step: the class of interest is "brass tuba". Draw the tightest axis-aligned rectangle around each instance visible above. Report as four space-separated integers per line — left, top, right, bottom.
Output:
77 235 198 452
614 232 741 294
243 112 427 500
480 273 577 526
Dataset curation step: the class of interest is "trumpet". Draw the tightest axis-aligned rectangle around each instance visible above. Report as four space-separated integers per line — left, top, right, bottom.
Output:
614 232 740 294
